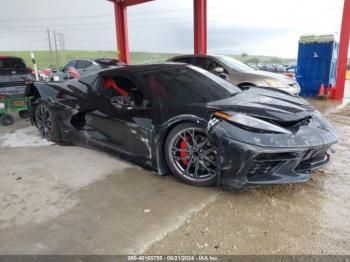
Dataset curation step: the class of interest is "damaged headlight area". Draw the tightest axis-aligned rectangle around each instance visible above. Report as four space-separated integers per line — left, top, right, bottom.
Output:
264 79 290 89
213 111 292 134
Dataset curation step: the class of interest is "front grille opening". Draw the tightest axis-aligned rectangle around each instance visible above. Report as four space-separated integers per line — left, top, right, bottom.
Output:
254 152 297 161
295 153 328 172
0 81 26 88
247 160 282 180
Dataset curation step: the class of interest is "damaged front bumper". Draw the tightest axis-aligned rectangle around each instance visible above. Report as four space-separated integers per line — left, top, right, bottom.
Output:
209 116 338 190
217 139 333 190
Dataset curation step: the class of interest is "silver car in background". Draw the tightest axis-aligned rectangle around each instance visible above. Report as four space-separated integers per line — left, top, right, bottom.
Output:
168 54 300 95
51 58 123 81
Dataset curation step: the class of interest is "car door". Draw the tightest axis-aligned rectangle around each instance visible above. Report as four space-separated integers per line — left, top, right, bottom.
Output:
84 73 154 160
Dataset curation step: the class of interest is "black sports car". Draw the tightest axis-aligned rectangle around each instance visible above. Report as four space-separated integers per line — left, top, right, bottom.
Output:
26 63 337 190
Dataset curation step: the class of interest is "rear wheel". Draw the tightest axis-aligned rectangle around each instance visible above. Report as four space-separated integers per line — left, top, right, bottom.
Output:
0 114 14 126
34 103 61 143
165 123 217 187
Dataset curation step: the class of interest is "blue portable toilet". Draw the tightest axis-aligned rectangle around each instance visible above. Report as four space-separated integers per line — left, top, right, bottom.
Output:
296 35 338 97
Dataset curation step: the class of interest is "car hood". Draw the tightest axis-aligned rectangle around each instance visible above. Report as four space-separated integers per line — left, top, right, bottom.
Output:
242 69 295 84
207 87 315 122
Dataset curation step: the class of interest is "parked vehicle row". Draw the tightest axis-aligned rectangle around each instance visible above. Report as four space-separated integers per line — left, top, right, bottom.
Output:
52 54 300 95
167 54 301 95
2 54 300 96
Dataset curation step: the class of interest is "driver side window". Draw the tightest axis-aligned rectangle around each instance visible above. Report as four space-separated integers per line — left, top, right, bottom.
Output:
100 76 145 107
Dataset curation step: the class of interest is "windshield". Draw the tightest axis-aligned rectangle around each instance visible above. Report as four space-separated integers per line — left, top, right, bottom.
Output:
216 55 255 72
0 57 26 69
136 65 241 106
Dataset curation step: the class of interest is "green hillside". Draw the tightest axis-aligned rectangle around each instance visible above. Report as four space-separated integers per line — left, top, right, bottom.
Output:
0 50 296 68
0 50 178 68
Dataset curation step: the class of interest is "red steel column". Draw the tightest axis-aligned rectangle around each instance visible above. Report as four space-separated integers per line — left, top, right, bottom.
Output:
194 0 207 55
334 0 350 100
113 0 130 64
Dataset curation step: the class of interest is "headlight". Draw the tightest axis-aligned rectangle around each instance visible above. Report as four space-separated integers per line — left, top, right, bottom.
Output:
265 79 289 88
213 111 292 134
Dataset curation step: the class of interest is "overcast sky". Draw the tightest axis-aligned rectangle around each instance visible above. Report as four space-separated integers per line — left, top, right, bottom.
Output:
0 0 345 58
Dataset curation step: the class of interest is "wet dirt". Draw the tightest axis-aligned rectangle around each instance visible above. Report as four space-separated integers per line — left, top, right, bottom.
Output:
147 103 350 255
0 127 220 254
1 99 349 255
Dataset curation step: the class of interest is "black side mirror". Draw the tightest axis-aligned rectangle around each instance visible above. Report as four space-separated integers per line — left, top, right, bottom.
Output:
110 96 135 110
219 73 229 80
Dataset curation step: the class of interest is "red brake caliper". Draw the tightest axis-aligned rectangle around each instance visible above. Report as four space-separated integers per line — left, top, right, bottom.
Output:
180 135 190 165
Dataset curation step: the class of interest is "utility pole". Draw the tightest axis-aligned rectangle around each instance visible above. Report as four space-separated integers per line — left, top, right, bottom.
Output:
53 30 59 68
31 52 39 81
58 33 65 66
47 29 53 68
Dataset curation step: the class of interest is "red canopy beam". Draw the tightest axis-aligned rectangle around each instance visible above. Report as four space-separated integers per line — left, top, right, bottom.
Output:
334 0 350 100
109 0 153 64
194 0 207 55
114 1 129 63
124 0 153 6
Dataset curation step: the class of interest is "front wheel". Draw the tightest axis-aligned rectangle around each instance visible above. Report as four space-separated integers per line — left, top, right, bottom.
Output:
165 123 217 187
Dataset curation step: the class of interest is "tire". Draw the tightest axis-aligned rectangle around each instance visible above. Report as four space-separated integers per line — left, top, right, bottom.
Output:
165 123 217 187
0 114 14 126
18 110 29 119
34 102 62 143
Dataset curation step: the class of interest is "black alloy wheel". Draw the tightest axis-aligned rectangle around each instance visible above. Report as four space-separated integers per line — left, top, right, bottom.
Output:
165 123 217 186
35 104 55 141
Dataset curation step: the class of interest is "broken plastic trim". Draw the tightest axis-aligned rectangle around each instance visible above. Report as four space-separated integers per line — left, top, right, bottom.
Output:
213 111 292 134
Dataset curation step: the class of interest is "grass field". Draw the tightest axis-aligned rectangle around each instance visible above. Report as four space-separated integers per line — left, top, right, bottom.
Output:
0 50 296 68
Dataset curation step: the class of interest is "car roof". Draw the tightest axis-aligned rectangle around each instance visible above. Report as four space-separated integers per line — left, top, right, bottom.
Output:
66 58 95 64
168 54 225 60
0 56 25 60
66 58 123 66
68 58 117 62
100 62 187 75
